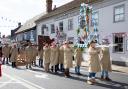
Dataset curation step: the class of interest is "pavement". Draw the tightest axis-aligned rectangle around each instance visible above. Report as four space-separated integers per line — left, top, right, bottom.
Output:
80 62 128 74
0 63 128 89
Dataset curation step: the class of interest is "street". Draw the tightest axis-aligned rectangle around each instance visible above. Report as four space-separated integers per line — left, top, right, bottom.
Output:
0 64 128 89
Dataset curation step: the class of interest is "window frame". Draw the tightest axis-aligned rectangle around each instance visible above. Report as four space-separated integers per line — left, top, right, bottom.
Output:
68 19 73 31
113 4 125 23
51 24 55 34
59 21 63 32
68 37 74 44
41 25 46 35
113 33 125 53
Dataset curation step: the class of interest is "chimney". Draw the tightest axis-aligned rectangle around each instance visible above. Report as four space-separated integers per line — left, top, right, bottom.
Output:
46 0 53 13
53 5 56 10
18 22 21 27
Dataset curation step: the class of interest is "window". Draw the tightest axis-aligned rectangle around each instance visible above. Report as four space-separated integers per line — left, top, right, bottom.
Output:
79 16 85 29
114 4 125 22
41 25 46 35
113 33 125 53
51 24 55 33
59 22 63 32
68 37 74 44
91 11 99 26
68 19 73 30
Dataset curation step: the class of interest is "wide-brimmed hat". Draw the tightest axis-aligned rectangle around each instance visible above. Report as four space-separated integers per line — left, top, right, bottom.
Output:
102 39 109 44
90 40 97 44
64 40 69 44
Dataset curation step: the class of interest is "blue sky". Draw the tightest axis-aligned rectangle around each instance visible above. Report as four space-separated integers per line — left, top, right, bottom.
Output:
0 0 73 36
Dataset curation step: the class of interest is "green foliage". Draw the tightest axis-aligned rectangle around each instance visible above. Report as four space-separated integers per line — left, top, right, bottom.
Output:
73 45 85 52
84 27 86 32
76 28 80 35
80 47 85 52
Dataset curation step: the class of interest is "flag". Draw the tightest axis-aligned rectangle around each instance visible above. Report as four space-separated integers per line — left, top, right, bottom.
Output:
56 26 60 38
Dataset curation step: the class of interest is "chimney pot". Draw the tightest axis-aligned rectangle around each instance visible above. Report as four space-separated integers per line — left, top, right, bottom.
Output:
46 0 53 13
18 22 21 27
53 5 56 10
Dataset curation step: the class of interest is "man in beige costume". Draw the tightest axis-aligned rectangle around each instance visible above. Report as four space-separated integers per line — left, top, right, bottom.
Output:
10 45 18 68
43 43 50 72
32 45 38 66
50 42 59 73
74 47 83 75
25 42 33 69
100 39 112 81
2 44 11 64
87 41 101 85
59 44 64 71
38 47 43 68
63 41 73 77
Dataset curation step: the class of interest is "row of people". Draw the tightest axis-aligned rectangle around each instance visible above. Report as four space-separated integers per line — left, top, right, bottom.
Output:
1 40 112 85
42 40 112 84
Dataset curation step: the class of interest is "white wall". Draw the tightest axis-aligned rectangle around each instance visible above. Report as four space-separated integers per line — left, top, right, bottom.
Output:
97 0 128 62
36 0 128 64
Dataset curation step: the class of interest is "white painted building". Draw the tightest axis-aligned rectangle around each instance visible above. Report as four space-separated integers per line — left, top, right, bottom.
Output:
36 0 128 66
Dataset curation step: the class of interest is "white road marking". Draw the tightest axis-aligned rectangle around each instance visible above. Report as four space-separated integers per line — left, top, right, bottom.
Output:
0 81 22 84
27 70 43 75
35 74 50 79
2 65 7 69
70 68 88 73
27 70 50 79
0 80 12 88
14 75 45 89
2 73 45 89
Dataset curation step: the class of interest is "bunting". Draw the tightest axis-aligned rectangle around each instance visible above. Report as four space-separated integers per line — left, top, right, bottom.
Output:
0 16 19 23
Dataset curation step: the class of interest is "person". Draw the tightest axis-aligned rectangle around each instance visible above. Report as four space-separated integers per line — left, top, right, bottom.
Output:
100 40 112 81
74 47 83 75
38 47 43 68
0 41 2 77
50 42 59 73
19 45 26 62
63 41 73 77
43 43 50 72
87 41 101 85
32 44 38 66
2 44 11 64
10 45 18 68
58 43 64 72
25 42 33 69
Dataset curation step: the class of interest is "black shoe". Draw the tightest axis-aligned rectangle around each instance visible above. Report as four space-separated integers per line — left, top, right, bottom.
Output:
51 69 53 72
101 76 104 80
26 66 28 69
105 77 111 81
77 73 82 75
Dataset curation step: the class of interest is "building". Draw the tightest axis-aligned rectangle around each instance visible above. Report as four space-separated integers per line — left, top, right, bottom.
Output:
11 22 22 42
15 14 43 43
35 0 128 66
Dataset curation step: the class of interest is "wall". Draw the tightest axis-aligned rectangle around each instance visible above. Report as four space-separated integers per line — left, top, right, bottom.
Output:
36 0 128 66
96 0 128 65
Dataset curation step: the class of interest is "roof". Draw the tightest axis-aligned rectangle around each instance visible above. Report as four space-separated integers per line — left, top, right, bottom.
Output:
36 0 99 22
15 13 46 34
15 0 100 34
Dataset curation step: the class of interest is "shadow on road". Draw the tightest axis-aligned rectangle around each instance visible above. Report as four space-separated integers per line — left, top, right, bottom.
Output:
95 80 128 89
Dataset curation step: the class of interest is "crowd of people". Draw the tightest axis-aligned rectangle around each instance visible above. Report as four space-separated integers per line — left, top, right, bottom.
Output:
0 40 112 85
